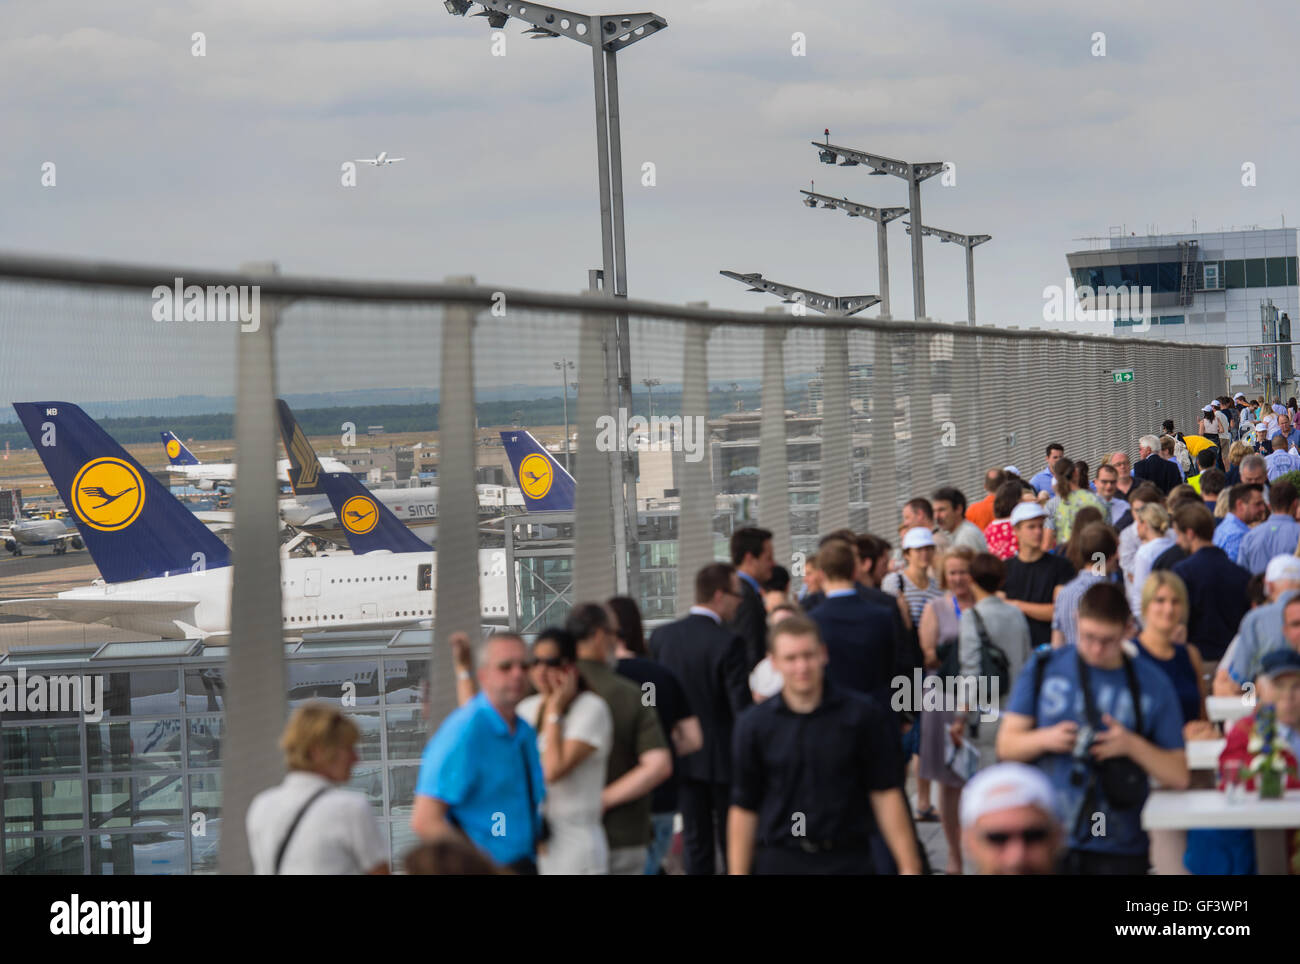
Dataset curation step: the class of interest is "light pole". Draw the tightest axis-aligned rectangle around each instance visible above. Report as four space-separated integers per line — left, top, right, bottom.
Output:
555 358 574 467
444 2 667 598
719 270 880 317
812 134 945 320
903 224 991 324
800 185 907 320
642 377 661 419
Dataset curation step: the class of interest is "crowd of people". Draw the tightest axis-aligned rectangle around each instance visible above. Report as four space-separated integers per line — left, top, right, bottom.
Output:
245 393 1300 875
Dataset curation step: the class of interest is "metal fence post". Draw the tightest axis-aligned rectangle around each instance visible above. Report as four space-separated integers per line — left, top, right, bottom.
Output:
433 282 479 727
218 261 286 875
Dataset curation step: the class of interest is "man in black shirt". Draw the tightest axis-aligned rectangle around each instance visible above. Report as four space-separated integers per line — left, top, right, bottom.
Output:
727 616 921 875
1003 503 1074 648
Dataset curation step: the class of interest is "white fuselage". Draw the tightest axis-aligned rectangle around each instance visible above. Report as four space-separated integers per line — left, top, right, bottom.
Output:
168 456 351 487
51 548 511 638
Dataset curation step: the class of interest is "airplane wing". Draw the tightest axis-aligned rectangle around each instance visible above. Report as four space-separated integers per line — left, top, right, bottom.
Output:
355 159 380 165
388 157 405 162
0 597 197 624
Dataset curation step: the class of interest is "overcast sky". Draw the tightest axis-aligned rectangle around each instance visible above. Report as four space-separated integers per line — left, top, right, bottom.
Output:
4 0 1300 403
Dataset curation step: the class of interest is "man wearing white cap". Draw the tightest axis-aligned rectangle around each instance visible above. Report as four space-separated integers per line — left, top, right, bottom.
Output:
960 763 1063 875
1001 502 1074 650
1213 553 1300 695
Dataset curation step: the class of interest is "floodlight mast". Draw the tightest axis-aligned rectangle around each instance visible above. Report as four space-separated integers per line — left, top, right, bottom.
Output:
719 270 880 317
903 223 991 324
799 188 907 320
445 2 667 599
811 141 944 320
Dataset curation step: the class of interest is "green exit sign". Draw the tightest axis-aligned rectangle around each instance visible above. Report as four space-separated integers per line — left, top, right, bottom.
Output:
1226 363 1239 370
1112 369 1135 383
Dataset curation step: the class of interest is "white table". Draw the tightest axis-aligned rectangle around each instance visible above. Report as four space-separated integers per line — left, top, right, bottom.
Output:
1206 696 1253 724
1187 738 1227 770
1143 789 1300 874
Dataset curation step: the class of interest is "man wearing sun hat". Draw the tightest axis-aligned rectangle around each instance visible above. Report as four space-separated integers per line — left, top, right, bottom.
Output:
960 762 1064 875
1002 502 1075 649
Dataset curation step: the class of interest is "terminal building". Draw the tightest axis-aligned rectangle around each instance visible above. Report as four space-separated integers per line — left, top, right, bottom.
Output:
1065 227 1299 392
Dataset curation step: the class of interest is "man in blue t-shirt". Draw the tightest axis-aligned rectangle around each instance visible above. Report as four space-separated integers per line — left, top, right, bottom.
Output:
411 632 545 872
997 582 1188 875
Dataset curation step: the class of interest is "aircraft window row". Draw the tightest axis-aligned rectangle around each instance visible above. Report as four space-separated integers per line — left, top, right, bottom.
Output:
328 575 409 584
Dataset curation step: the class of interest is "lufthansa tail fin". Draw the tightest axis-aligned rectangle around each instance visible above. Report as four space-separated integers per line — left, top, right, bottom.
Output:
499 430 575 512
14 403 231 583
160 431 201 466
277 399 427 554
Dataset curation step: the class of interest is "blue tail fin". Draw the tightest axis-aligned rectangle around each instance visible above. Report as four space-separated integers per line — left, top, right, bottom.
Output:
277 399 427 553
499 430 575 511
160 431 201 466
14 403 231 582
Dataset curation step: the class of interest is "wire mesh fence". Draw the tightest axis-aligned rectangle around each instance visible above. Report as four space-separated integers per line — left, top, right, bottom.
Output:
0 254 1224 873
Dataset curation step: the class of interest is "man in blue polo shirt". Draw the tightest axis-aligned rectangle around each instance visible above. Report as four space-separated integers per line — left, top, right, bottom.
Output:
997 582 1188 875
1237 479 1300 574
1030 443 1064 495
1213 483 1266 563
411 632 545 872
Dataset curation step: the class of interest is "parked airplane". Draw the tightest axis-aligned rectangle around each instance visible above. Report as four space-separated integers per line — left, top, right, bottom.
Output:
160 430 348 490
275 408 439 545
499 430 576 511
1 402 508 639
3 517 84 555
355 151 404 166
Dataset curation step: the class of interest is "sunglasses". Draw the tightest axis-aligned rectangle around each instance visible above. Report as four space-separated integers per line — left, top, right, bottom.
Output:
980 826 1052 847
528 656 566 669
494 660 529 672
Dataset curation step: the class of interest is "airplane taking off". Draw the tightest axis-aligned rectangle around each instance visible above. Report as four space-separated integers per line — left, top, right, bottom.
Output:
499 430 576 512
3 517 84 555
2 402 507 639
355 151 404 166
161 430 348 490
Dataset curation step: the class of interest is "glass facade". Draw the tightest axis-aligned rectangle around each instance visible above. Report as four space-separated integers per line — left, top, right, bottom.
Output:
0 648 432 875
1073 256 1297 293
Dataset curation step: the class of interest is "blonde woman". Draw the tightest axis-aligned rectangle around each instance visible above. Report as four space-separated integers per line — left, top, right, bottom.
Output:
1126 503 1174 619
247 701 390 875
1133 571 1216 742
1225 440 1252 485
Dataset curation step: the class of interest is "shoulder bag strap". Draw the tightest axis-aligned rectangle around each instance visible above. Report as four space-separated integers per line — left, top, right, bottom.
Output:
274 785 332 875
520 741 538 850
1120 651 1144 736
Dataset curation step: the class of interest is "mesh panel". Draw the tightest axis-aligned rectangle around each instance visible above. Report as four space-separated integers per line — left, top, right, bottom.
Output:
0 255 1234 874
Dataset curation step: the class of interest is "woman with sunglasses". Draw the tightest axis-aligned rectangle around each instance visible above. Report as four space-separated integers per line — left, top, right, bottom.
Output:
517 627 614 874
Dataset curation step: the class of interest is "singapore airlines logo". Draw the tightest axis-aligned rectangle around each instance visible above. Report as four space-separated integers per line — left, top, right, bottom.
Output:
518 454 553 500
71 458 145 532
288 425 321 491
165 438 182 461
341 495 378 535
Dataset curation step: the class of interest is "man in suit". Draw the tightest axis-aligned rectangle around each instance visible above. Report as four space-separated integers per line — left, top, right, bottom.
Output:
1132 433 1182 494
806 540 898 707
728 526 774 671
649 563 753 875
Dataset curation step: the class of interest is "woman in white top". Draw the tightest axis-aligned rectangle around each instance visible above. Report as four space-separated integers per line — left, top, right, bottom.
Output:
246 701 390 875
517 628 613 875
1126 503 1174 621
